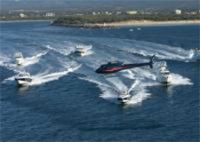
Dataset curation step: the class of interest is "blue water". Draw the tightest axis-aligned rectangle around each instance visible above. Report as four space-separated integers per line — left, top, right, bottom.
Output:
0 21 199 142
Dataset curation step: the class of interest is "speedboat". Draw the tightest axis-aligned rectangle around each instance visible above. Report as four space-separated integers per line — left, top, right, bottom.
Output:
15 52 25 66
15 73 32 86
191 48 200 61
74 45 93 56
118 91 131 104
156 64 171 84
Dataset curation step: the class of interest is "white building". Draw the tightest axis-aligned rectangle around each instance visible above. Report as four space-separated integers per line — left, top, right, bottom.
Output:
92 12 96 15
19 13 27 18
105 12 112 15
116 11 122 15
175 9 182 15
45 13 55 17
126 11 138 15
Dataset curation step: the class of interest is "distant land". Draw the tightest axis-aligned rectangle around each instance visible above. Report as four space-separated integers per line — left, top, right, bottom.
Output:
52 12 200 28
1 9 200 28
0 0 199 12
1 0 200 27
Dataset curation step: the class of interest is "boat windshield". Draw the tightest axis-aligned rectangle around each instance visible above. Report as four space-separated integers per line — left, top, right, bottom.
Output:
18 73 30 77
15 53 23 58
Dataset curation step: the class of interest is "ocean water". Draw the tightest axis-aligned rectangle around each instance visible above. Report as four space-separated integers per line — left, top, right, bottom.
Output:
0 21 199 142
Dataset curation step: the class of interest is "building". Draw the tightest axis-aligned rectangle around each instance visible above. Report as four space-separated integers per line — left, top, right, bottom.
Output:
19 13 27 18
105 12 112 15
175 9 182 15
126 11 138 15
92 12 96 15
45 12 55 17
190 11 197 15
116 11 122 15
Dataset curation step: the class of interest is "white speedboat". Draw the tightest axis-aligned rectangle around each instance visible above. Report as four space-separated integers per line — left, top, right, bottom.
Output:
118 91 131 104
156 64 171 84
191 48 200 62
15 73 32 86
74 45 93 57
15 52 25 66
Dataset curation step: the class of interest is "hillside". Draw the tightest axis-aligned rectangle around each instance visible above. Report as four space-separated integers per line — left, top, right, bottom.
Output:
0 0 199 12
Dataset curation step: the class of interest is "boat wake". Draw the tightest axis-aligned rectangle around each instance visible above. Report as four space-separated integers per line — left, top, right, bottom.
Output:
45 45 73 56
119 41 195 62
1 29 195 106
22 51 48 67
70 39 193 106
80 75 151 106
2 64 81 86
168 73 193 86
0 51 48 72
45 43 93 57
30 65 81 86
93 37 195 62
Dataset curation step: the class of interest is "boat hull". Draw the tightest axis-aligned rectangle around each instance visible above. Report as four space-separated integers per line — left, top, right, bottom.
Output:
16 58 25 66
15 78 32 87
74 51 93 57
118 94 131 104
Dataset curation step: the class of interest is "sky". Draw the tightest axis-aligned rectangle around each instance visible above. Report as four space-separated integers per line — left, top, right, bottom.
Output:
0 0 199 11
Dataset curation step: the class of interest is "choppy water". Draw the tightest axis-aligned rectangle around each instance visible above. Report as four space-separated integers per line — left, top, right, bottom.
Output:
0 21 199 142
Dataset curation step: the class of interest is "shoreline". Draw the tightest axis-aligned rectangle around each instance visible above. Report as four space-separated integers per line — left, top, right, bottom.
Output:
0 19 53 23
1 19 200 27
84 20 200 28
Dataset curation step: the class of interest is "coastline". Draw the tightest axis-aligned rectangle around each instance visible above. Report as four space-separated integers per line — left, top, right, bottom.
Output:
1 19 200 27
84 20 200 28
0 19 53 23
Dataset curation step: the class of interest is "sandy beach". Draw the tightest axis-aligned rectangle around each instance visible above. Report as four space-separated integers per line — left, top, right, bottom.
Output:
1 19 200 28
85 20 200 28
